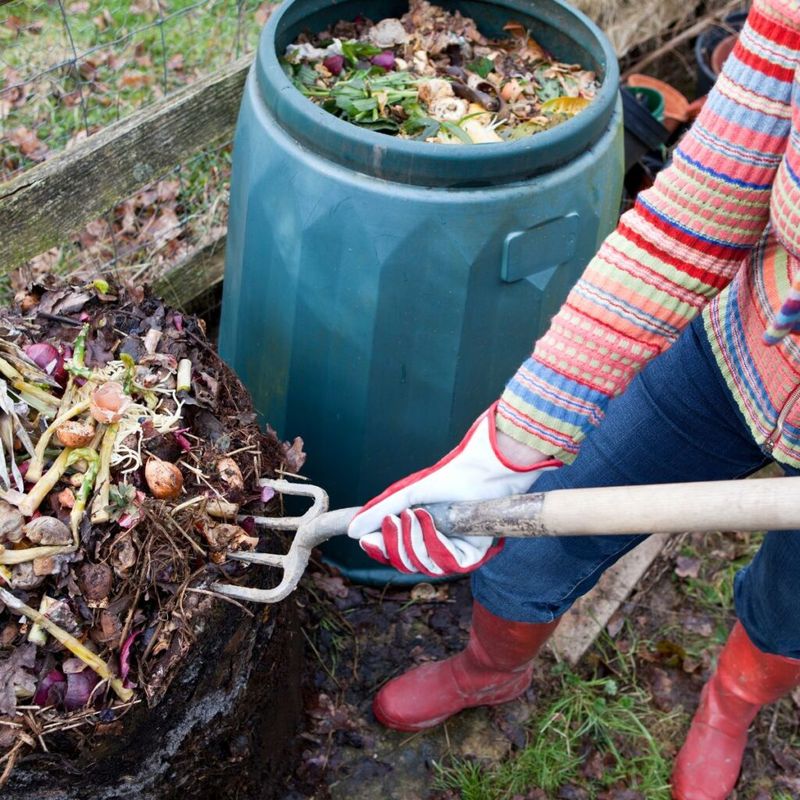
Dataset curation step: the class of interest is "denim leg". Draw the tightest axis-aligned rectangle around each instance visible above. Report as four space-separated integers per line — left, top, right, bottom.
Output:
734 472 800 658
473 317 771 623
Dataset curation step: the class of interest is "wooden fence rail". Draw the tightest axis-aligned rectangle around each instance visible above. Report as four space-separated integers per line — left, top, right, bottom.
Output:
0 55 252 307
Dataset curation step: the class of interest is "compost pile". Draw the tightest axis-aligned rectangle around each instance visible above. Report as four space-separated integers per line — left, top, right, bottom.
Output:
283 0 598 144
0 279 301 783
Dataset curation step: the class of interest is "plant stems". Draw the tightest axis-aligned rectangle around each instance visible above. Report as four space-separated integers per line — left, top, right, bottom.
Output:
65 324 91 379
177 359 192 393
90 424 118 524
0 544 74 565
28 595 56 645
0 357 22 383
26 400 91 483
67 448 100 538
18 448 72 517
11 379 59 411
0 587 133 703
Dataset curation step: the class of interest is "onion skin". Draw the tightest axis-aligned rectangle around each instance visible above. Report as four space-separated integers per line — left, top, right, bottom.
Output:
25 342 68 387
323 54 345 75
370 50 396 70
145 458 184 500
23 515 72 545
64 666 99 711
90 381 131 424
34 669 66 707
216 457 244 492
56 420 96 448
120 630 140 685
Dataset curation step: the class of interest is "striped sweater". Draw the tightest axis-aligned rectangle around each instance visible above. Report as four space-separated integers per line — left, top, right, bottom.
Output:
497 0 800 468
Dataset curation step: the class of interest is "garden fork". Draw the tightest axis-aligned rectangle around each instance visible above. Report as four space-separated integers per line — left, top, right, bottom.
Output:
211 475 800 604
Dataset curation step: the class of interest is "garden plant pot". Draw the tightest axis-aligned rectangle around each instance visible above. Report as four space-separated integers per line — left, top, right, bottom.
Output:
711 33 739 75
694 10 747 95
219 0 624 584
626 73 689 133
626 86 665 121
621 86 670 174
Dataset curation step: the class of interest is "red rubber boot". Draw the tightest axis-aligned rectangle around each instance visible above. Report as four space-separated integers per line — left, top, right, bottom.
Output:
672 621 800 800
373 601 560 732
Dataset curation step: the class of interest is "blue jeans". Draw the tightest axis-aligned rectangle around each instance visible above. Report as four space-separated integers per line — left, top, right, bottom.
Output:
472 316 800 658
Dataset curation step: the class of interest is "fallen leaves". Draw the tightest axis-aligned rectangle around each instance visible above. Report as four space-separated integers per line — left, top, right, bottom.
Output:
120 70 153 90
312 573 349 600
6 126 48 160
0 644 36 716
674 555 701 579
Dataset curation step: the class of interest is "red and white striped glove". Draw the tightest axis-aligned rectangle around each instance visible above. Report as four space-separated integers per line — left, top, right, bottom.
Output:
347 403 560 577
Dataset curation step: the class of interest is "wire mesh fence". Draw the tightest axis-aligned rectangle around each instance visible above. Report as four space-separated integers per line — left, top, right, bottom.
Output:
0 0 272 307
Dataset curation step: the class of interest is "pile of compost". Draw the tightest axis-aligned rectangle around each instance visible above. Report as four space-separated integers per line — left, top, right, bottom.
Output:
283 0 598 143
0 278 305 792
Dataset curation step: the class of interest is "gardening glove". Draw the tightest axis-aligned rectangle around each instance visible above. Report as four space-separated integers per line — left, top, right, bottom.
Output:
347 402 560 577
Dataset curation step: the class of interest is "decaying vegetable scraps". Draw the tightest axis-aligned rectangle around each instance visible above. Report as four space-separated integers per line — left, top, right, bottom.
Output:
0 279 305 782
283 0 598 143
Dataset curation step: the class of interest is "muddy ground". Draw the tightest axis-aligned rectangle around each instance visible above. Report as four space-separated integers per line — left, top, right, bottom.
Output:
278 532 800 800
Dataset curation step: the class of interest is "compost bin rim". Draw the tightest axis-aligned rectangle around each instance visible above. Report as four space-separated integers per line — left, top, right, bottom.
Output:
255 0 620 188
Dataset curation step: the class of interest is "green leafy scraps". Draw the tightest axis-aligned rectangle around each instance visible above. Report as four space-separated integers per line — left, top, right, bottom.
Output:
341 40 382 66
297 69 422 127
466 56 494 78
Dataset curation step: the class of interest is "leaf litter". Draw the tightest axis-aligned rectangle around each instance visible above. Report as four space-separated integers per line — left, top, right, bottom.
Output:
283 0 599 144
0 276 305 784
284 530 800 798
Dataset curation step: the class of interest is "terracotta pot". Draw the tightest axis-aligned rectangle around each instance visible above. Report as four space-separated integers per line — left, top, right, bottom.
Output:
626 73 689 133
711 33 739 75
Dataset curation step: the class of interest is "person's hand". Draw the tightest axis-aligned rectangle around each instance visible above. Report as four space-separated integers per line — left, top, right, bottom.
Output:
347 402 560 576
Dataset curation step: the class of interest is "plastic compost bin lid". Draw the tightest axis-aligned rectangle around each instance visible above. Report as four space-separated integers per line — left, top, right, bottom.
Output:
255 0 621 188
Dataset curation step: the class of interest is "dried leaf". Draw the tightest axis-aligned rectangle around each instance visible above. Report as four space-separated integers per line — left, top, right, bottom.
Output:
93 9 114 30
157 180 180 203
141 208 180 243
0 643 36 716
312 573 349 599
684 613 713 637
541 96 589 115
283 436 307 473
120 69 152 89
674 555 701 579
7 126 47 158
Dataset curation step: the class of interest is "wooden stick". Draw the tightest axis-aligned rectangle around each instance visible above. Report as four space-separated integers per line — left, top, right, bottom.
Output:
426 476 800 538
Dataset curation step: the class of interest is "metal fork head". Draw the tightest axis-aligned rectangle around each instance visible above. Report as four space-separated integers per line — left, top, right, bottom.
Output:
210 478 330 604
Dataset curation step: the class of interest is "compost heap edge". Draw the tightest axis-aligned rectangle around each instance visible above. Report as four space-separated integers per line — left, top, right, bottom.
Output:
0 277 305 787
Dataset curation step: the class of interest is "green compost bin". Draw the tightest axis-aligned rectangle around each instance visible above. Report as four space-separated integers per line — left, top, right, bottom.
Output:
219 0 624 585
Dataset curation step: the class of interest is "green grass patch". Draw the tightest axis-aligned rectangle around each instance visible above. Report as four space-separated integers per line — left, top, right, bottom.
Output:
2 0 267 178
676 534 761 619
432 647 681 800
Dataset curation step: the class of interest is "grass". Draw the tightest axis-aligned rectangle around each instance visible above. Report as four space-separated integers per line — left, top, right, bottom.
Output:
1 0 270 302
1 0 265 177
676 533 761 625
432 637 683 800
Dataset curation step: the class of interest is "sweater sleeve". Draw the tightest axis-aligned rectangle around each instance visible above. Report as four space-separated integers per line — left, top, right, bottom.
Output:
496 0 800 462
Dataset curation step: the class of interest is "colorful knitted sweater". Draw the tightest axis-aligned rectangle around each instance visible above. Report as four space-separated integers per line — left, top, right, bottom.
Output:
497 0 800 468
